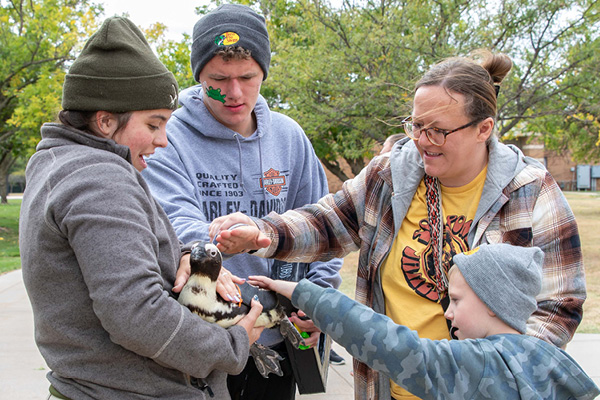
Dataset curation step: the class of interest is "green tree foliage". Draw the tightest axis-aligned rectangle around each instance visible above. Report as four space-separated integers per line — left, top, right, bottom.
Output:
250 0 600 181
0 0 101 203
6 0 590 186
151 0 600 181
484 0 600 164
144 22 196 90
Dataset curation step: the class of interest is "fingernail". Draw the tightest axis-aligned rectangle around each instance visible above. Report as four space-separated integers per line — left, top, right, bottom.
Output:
227 294 233 301
253 295 259 301
235 296 241 303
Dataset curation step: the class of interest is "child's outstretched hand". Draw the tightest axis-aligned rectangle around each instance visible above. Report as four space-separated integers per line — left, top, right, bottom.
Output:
247 275 298 300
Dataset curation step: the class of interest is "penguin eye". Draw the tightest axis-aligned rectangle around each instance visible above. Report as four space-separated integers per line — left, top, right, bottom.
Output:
205 243 220 259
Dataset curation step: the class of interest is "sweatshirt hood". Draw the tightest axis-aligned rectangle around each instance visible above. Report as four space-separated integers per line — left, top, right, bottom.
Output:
38 123 131 163
173 84 271 141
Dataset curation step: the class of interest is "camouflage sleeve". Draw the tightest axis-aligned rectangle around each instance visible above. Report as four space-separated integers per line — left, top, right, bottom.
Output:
292 279 485 399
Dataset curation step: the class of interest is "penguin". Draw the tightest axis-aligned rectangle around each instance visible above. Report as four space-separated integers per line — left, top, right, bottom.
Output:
178 241 305 377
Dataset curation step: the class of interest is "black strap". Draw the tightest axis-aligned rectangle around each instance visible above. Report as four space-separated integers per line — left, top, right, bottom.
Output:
270 260 309 282
190 377 214 397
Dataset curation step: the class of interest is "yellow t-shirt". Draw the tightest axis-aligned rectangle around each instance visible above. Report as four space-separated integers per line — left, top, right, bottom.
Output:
381 166 487 399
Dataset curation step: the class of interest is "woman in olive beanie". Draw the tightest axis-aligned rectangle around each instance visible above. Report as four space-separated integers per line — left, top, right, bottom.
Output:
19 16 263 400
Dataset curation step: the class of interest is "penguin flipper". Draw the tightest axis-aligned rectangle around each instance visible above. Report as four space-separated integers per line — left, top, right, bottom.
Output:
279 318 306 349
239 282 279 310
249 343 284 378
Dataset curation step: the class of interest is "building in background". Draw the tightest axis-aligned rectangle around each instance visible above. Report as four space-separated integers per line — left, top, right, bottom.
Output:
502 132 599 192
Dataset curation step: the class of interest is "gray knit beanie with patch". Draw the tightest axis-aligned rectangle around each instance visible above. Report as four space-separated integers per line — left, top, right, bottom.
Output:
452 243 543 334
62 16 178 112
191 4 270 82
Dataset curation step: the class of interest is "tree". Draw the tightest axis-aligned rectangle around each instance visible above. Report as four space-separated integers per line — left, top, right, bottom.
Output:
142 0 600 182
144 22 196 91
0 0 101 203
256 0 600 182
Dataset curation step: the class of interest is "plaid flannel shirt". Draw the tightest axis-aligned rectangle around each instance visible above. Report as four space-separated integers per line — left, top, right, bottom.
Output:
254 138 585 400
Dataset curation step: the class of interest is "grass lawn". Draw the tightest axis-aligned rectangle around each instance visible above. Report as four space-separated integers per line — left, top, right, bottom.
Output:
564 192 600 333
1 193 599 332
0 199 21 274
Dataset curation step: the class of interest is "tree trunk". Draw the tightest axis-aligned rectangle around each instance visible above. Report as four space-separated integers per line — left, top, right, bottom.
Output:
0 153 15 204
320 158 352 183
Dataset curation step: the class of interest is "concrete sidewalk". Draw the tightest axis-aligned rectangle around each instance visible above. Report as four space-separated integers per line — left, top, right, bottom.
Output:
1 269 598 399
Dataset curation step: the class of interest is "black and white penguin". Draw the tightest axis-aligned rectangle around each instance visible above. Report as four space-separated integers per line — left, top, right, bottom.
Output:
178 241 304 377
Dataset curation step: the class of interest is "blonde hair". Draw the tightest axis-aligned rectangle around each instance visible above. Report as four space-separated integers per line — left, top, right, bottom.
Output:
447 264 460 280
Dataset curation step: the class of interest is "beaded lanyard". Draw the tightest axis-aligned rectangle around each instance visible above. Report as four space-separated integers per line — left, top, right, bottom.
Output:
424 175 449 296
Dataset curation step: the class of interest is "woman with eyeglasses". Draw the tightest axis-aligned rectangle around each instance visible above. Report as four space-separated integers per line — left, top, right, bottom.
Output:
206 50 586 400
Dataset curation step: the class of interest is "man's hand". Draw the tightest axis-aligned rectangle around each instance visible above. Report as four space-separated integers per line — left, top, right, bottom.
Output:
209 212 256 241
289 310 321 348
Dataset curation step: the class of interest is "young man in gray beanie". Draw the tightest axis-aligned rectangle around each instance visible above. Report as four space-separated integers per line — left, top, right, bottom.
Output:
142 4 343 399
248 243 600 399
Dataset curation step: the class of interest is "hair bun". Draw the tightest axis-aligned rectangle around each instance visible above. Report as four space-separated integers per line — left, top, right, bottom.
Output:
476 50 513 84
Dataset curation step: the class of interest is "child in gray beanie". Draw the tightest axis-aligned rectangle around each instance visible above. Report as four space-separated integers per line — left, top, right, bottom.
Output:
249 243 600 399
449 243 543 337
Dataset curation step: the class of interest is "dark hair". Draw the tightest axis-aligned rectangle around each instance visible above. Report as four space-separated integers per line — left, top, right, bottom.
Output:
58 110 132 137
415 50 512 131
216 46 253 62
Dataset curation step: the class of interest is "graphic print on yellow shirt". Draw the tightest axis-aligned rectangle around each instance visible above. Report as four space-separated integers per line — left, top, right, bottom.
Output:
381 166 487 399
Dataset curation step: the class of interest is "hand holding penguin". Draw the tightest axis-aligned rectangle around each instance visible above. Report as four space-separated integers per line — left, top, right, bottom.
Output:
177 241 306 377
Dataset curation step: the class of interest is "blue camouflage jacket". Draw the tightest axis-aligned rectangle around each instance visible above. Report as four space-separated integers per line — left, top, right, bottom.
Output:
292 279 599 400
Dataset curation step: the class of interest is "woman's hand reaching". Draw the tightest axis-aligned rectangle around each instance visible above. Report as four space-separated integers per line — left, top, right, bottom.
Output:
209 212 271 254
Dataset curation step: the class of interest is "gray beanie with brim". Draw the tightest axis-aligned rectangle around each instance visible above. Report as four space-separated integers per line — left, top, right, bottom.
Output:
191 4 270 82
452 243 544 334
62 16 178 112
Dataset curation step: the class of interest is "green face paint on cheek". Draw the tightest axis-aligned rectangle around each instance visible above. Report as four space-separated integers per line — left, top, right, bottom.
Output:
205 84 226 104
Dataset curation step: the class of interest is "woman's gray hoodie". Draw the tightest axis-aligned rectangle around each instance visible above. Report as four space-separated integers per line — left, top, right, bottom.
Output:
19 123 249 399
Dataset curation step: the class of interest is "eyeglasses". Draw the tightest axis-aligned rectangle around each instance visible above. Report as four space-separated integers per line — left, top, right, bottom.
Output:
402 116 481 146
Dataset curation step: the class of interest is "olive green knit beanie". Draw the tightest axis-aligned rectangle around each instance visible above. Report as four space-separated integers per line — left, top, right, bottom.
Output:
62 16 178 112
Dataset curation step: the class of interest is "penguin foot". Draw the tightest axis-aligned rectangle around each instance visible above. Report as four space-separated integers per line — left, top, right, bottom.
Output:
279 318 306 349
249 343 284 378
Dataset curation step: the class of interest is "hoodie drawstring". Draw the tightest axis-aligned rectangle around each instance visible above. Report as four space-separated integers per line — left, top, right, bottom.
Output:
233 134 248 194
258 135 267 204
